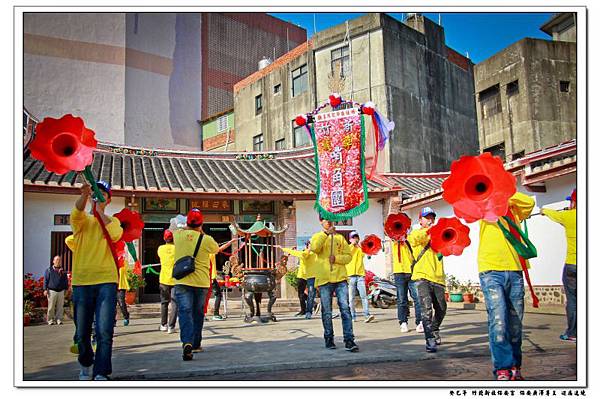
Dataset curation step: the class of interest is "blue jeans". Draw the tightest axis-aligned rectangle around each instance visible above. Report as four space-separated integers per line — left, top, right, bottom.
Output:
319 281 354 341
562 264 576 337
348 275 370 318
174 285 208 349
306 278 316 315
73 283 117 377
479 271 525 375
394 273 422 324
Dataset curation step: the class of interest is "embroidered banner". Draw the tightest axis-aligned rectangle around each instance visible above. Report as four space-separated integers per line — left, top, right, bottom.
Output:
311 108 368 221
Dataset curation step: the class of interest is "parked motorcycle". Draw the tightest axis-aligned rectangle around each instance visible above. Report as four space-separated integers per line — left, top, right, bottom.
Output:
367 274 397 309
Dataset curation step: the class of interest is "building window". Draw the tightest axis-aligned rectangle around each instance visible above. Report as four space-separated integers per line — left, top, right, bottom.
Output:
511 150 525 161
217 115 229 132
506 80 519 96
292 64 308 97
273 84 281 94
560 81 570 93
253 134 264 151
479 84 502 119
484 142 505 161
331 45 350 77
255 94 262 115
293 122 311 148
275 138 285 150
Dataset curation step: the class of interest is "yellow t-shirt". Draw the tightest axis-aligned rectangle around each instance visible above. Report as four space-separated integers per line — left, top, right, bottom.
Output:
310 231 352 287
157 243 176 286
543 208 576 265
478 192 535 273
345 245 366 277
282 248 317 279
392 241 414 274
173 229 219 288
408 227 445 286
69 208 123 286
118 264 130 291
210 254 217 280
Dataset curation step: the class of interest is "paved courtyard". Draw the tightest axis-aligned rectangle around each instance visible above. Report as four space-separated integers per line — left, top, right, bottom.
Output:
23 308 577 381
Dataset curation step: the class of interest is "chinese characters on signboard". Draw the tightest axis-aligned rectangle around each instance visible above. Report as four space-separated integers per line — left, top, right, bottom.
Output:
190 200 232 213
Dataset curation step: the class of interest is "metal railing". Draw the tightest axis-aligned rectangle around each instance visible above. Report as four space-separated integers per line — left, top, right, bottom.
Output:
23 108 38 149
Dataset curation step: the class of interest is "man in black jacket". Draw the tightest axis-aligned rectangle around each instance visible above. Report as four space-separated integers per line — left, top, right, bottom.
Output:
44 255 69 325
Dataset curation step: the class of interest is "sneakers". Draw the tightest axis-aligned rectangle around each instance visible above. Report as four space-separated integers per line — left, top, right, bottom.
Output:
48 320 55 325
496 369 511 381
325 338 337 350
365 315 375 323
332 313 340 319
510 367 524 381
399 322 409 333
294 312 306 318
560 334 576 342
78 365 93 381
182 343 193 361
425 338 437 353
56 320 63 325
344 340 359 352
192 346 204 353
94 375 108 381
212 315 224 321
305 312 312 320
168 326 176 334
159 324 168 332
433 331 442 345
416 322 424 333
123 319 129 326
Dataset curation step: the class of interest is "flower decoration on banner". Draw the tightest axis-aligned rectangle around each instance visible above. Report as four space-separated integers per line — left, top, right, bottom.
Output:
328 93 342 108
28 114 98 175
360 235 382 256
384 213 412 241
429 217 471 257
114 208 145 243
442 152 517 223
294 114 308 127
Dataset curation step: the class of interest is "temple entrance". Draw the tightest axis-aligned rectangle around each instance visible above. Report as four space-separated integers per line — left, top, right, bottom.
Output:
202 223 232 278
140 223 169 303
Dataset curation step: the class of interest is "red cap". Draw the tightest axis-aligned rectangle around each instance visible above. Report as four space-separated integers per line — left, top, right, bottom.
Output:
187 208 204 227
163 229 173 242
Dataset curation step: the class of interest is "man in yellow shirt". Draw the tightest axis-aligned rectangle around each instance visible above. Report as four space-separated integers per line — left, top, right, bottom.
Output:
158 229 178 333
408 207 446 354
172 208 219 361
310 214 358 352
116 260 130 327
347 232 375 323
478 192 535 381
282 242 319 319
542 189 577 342
391 217 422 333
70 180 123 381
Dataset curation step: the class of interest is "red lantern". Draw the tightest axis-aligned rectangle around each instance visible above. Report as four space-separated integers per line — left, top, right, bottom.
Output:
28 114 98 175
442 152 516 223
329 93 342 108
295 114 307 127
114 208 145 242
360 235 382 256
429 217 471 257
384 213 412 241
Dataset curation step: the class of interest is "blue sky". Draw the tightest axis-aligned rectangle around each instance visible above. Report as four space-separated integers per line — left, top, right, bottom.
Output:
269 13 555 64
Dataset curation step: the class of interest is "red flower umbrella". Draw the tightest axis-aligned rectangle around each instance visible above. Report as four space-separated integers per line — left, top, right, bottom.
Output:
429 217 471 257
114 208 145 243
28 114 98 175
442 152 516 223
360 234 382 256
384 213 412 241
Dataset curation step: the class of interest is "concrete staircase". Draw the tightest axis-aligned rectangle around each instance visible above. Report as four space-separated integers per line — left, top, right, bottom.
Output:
125 298 303 319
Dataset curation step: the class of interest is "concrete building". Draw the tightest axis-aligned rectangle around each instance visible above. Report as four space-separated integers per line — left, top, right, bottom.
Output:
233 13 479 172
200 109 235 151
24 12 305 149
540 12 577 42
473 15 576 161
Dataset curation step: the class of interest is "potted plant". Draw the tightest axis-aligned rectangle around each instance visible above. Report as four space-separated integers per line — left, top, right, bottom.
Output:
462 280 475 303
24 300 34 326
445 274 463 302
126 270 146 305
